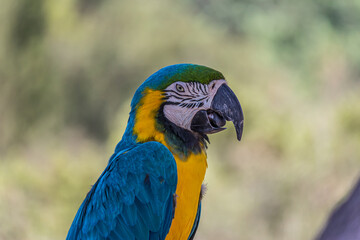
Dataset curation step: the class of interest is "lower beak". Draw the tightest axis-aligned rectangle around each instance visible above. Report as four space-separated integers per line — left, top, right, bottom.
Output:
190 83 244 141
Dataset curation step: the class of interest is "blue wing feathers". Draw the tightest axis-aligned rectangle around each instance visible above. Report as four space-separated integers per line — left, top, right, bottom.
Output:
67 141 177 240
161 192 176 240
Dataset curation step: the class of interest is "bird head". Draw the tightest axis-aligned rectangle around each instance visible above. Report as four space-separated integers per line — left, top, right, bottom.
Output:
125 64 244 156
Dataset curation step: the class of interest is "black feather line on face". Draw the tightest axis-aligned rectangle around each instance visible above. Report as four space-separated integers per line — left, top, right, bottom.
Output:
200 84 206 95
163 90 194 98
186 84 192 94
169 95 186 100
180 97 194 103
189 96 207 102
157 103 207 158
190 83 196 95
195 82 200 92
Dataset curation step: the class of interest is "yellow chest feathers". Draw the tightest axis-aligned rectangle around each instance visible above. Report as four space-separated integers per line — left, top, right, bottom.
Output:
166 152 207 240
133 89 208 240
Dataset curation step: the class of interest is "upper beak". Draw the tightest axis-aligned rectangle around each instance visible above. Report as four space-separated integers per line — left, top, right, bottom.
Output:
190 83 244 141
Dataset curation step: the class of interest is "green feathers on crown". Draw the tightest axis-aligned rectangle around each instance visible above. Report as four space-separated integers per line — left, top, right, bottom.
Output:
143 64 225 90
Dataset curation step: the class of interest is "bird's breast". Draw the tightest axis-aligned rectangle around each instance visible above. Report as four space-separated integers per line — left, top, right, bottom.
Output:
165 151 207 240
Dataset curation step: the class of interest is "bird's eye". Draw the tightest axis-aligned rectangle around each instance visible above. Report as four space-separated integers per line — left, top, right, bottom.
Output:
176 84 185 92
210 82 216 90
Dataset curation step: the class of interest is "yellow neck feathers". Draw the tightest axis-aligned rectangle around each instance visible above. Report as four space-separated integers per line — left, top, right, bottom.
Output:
133 88 208 240
133 89 166 144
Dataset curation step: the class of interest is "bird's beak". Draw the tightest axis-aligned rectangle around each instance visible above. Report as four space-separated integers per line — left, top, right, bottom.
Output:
190 83 244 141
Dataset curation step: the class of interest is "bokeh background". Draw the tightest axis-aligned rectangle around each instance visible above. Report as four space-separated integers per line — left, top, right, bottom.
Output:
1 0 360 239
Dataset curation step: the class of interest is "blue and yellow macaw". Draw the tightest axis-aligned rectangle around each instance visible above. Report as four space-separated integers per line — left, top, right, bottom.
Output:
67 64 244 240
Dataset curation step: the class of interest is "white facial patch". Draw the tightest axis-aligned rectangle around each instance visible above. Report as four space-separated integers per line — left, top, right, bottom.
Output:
163 79 227 131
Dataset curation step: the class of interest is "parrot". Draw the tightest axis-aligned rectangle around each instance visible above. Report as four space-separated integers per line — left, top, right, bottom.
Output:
66 63 244 240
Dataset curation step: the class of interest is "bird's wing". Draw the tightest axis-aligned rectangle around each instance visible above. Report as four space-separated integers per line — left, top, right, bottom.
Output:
66 141 178 240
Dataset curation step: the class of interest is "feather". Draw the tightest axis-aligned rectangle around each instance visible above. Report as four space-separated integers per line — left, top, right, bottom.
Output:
66 142 177 240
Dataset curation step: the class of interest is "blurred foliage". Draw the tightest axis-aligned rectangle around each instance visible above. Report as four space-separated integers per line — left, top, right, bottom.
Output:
1 0 360 239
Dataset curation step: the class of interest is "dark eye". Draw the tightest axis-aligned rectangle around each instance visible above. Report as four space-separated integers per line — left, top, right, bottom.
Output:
210 82 216 90
176 84 185 92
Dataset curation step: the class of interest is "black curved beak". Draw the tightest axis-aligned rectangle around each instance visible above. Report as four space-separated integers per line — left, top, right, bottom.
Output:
190 83 244 141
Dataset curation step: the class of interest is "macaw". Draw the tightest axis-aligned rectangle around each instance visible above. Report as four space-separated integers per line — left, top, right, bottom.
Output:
66 63 244 240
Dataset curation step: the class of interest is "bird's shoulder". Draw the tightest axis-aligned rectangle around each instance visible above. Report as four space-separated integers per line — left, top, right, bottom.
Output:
66 141 177 240
118 141 177 175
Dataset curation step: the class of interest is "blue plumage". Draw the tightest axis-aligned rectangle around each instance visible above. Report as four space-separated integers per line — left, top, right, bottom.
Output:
67 142 177 240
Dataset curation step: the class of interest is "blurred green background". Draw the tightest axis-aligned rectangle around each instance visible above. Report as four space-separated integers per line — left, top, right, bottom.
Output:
1 0 360 239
